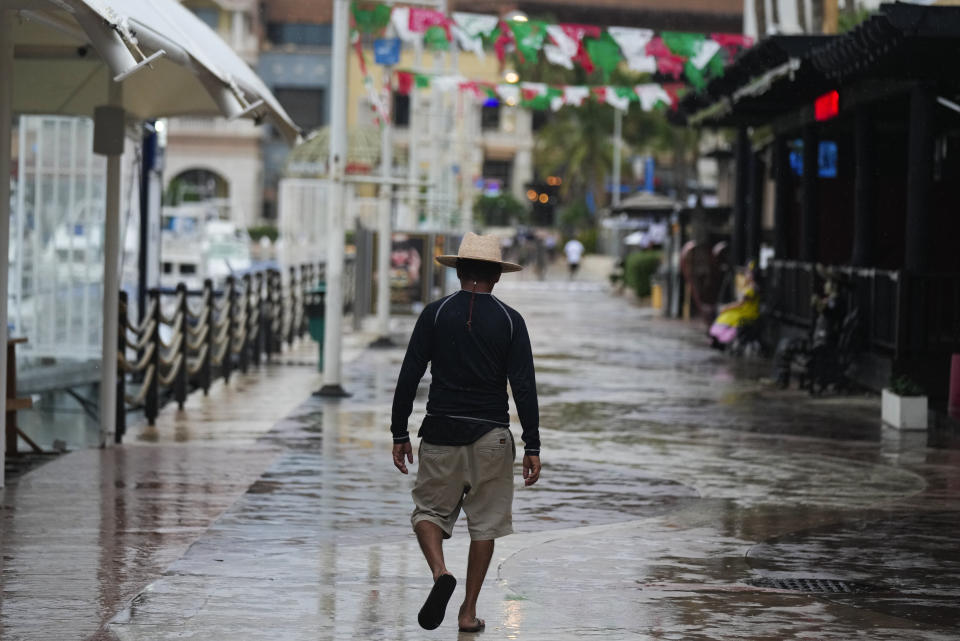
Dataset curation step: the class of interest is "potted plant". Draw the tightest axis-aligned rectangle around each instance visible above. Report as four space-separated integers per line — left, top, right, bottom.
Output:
882 376 928 430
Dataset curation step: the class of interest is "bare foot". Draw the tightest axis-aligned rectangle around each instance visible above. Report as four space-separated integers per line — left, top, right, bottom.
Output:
458 605 485 632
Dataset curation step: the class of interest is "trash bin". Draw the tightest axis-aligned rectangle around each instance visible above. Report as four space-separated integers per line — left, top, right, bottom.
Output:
305 283 326 371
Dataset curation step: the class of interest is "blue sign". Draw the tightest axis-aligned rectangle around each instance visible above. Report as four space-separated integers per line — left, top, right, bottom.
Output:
789 139 838 178
374 38 401 66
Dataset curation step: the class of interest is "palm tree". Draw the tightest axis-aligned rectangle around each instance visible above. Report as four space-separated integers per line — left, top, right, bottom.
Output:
535 100 614 209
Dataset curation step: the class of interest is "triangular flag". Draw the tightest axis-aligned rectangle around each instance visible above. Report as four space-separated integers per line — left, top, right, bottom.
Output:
509 20 548 63
563 24 600 73
409 7 451 37
607 27 656 74
433 74 465 92
415 73 431 89
661 83 686 110
635 83 671 111
605 86 631 111
391 7 418 43
520 82 548 101
452 13 498 57
657 54 686 79
690 39 722 70
395 71 414 95
351 2 391 34
543 24 577 69
564 85 590 107
661 31 705 58
493 22 515 64
710 33 754 59
584 32 623 80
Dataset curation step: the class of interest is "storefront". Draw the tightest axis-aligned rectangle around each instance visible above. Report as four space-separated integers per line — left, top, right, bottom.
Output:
678 3 960 395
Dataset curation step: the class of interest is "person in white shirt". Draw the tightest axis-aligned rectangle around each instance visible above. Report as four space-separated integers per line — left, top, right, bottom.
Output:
564 238 585 279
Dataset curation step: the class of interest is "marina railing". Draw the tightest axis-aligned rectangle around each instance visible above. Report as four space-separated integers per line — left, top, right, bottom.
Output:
114 259 355 443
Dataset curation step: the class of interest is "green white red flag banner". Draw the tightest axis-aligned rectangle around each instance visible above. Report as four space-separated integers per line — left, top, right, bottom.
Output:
349 2 753 89
393 70 684 112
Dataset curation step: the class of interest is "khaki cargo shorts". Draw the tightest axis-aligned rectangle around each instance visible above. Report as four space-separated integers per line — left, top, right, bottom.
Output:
411 428 516 541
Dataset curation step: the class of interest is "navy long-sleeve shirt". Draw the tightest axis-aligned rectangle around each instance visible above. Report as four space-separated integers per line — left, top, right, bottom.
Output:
391 290 541 456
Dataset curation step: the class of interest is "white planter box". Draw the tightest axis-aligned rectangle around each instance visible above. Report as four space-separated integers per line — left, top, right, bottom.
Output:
882 388 928 430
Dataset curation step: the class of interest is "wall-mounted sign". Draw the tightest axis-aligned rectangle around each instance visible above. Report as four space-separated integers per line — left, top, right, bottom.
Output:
374 38 401 66
789 140 838 178
814 90 840 121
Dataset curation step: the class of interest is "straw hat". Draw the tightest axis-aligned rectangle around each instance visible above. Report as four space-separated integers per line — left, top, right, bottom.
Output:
436 232 523 273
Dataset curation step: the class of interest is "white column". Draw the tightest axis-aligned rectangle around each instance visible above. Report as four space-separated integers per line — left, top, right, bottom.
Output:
0 9 13 481
99 81 123 446
373 66 394 347
318 0 350 396
612 108 622 207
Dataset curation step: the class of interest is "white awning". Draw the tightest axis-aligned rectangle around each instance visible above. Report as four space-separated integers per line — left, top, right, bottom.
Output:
5 0 300 141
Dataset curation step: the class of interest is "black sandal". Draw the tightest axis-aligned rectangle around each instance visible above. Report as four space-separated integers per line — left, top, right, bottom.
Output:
418 574 457 630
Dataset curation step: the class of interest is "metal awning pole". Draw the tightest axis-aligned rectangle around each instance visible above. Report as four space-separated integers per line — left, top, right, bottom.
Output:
0 8 13 483
98 80 123 446
317 0 350 397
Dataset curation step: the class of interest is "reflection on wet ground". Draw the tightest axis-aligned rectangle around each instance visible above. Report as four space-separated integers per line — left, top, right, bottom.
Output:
3 263 960 640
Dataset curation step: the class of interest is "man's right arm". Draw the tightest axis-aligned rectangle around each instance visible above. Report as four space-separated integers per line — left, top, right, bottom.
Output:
390 309 433 444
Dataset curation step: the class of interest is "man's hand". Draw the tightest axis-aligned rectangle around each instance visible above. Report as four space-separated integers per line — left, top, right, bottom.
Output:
393 442 414 474
522 455 541 486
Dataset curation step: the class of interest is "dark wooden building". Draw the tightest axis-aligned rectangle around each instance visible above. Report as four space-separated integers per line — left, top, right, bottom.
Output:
678 3 960 396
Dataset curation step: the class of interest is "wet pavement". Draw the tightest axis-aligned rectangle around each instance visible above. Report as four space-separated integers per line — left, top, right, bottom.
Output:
3 256 960 640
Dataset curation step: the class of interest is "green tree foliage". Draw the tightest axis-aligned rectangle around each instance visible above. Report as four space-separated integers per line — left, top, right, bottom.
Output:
535 100 614 208
248 225 279 243
473 193 528 227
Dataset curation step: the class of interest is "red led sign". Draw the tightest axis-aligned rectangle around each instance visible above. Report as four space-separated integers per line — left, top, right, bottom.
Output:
815 90 840 121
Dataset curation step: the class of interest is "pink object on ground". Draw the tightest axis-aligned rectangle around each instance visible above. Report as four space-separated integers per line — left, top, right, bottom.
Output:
709 323 737 345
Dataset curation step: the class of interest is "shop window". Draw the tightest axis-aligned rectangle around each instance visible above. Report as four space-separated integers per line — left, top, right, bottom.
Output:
393 94 410 127
481 104 500 131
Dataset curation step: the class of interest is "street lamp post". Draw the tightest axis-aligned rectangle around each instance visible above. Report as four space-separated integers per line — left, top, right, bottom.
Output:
371 62 395 348
316 0 351 397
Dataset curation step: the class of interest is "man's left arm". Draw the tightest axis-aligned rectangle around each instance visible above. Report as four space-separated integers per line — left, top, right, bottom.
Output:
507 315 541 486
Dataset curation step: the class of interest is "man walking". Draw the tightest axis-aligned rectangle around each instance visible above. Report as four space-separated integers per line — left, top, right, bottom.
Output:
564 237 585 279
391 232 542 633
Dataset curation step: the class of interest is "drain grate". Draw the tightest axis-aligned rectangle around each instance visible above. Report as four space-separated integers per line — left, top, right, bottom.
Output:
746 577 879 594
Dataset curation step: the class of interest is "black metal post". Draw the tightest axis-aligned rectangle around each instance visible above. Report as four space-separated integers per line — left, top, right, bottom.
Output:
116 290 128 444
745 149 764 265
905 85 934 274
252 272 263 366
201 279 214 395
239 274 251 374
289 266 298 347
731 126 750 267
175 283 188 410
145 289 161 425
138 123 158 324
772 135 791 260
223 276 236 384
851 108 875 267
801 124 818 262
